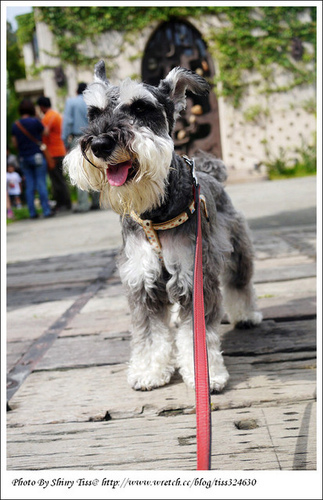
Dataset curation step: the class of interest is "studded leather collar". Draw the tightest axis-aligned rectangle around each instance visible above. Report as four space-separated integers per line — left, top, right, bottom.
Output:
129 156 209 263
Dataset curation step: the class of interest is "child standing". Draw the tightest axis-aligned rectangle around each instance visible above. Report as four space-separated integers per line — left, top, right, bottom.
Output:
7 163 22 208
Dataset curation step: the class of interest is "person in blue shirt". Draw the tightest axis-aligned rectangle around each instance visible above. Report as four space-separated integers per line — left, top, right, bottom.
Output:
62 83 100 212
11 99 54 219
62 83 89 149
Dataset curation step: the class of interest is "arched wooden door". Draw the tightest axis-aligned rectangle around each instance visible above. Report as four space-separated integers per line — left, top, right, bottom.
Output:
142 19 222 158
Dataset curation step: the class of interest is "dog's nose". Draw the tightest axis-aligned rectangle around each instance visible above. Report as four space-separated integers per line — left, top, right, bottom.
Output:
91 136 115 159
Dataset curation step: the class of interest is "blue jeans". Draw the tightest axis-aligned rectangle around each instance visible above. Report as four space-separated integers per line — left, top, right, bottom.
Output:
20 154 51 217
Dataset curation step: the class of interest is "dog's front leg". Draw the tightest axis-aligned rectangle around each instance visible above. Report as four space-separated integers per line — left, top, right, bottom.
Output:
175 313 229 393
119 235 176 391
127 297 175 390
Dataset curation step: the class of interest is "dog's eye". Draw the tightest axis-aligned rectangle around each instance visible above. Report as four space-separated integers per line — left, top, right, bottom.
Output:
88 106 102 122
130 100 153 116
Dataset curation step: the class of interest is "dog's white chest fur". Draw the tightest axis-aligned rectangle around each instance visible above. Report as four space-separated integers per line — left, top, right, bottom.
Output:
119 230 193 303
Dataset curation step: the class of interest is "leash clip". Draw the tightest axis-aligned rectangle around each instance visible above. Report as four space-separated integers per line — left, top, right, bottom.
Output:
191 162 199 188
182 155 199 187
182 155 209 222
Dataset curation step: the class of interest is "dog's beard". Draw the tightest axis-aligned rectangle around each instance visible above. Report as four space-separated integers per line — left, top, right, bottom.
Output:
64 128 174 216
107 129 174 215
107 145 132 165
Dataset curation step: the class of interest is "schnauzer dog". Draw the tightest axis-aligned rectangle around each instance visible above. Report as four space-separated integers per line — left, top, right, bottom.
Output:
64 60 262 392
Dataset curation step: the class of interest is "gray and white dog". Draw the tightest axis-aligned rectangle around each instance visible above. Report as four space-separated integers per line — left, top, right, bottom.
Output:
64 60 262 392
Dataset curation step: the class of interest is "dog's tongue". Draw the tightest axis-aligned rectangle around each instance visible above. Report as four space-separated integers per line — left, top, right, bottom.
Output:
106 160 131 186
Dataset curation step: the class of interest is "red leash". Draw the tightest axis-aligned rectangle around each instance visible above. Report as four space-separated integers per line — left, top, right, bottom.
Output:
193 180 212 470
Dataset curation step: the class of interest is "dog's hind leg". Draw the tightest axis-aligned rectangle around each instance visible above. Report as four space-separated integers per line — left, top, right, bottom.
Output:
222 215 262 328
204 274 230 393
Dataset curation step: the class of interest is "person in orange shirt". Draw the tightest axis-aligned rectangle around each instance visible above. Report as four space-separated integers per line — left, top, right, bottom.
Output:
37 97 71 211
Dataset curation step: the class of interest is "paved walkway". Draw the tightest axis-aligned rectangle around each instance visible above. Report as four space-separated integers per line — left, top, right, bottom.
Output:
5 176 318 496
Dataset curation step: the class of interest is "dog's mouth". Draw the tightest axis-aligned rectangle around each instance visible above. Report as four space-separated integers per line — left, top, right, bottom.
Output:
106 160 136 187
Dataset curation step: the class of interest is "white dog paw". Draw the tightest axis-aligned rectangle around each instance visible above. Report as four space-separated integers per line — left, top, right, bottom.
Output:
209 373 229 393
180 367 229 393
128 367 174 391
178 365 195 389
235 311 263 329
181 373 195 390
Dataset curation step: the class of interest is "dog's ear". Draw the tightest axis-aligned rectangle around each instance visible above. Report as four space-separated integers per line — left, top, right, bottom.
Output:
83 60 111 110
159 67 210 117
94 60 110 86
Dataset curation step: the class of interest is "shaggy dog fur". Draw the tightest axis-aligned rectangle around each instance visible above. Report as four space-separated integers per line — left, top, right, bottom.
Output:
64 61 262 392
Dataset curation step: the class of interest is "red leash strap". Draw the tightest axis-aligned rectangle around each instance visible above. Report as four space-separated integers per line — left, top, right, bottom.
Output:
193 181 212 470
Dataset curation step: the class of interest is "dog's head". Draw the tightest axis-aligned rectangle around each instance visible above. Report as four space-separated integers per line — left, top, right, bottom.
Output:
64 60 209 215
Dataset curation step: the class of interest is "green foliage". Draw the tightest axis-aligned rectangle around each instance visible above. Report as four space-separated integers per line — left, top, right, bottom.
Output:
7 206 34 224
7 21 26 149
16 12 35 45
265 147 295 177
38 5 220 35
243 104 270 125
206 6 316 107
37 6 220 68
301 97 316 116
294 136 316 173
15 7 316 105
7 22 26 86
12 6 316 180
264 136 316 180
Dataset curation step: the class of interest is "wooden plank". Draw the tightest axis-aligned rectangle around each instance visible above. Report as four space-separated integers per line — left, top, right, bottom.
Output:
58 290 131 336
7 249 116 276
252 227 316 261
7 263 118 402
7 340 34 372
7 299 75 342
59 277 317 338
6 414 275 470
262 401 316 470
254 254 314 270
35 335 130 370
10 317 314 371
7 267 108 288
7 250 117 294
253 234 303 260
79 292 129 314
7 284 89 311
259 296 316 320
280 230 316 259
253 254 316 286
7 401 316 470
6 225 317 472
254 262 316 284
255 278 316 308
221 319 316 355
10 256 316 287
7 347 316 426
59 310 131 337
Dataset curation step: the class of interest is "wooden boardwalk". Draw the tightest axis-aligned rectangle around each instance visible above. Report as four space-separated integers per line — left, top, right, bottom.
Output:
6 219 317 472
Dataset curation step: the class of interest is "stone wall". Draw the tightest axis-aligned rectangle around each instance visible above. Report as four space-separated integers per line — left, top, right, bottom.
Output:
15 15 316 180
